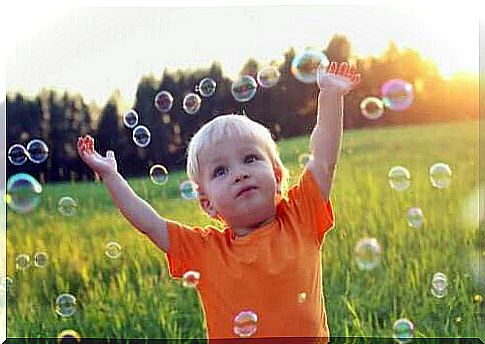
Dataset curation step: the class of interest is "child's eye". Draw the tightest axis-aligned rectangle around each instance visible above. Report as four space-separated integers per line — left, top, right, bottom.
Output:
213 166 226 178
245 154 259 164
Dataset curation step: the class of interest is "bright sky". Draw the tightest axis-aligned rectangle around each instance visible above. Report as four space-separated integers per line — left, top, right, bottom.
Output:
2 0 482 106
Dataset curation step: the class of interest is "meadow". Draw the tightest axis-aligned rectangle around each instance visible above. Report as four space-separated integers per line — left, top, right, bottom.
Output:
4 119 483 341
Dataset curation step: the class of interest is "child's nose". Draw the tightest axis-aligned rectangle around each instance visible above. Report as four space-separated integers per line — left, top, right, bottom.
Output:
234 170 249 183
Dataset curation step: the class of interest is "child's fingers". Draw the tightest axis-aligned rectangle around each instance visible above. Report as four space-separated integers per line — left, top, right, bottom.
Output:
326 61 337 75
351 74 362 86
346 65 356 78
337 62 349 76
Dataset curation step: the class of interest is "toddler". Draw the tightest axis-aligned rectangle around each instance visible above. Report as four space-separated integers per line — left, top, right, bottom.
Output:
78 61 360 340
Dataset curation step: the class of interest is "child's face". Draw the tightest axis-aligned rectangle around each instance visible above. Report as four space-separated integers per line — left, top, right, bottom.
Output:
197 135 281 229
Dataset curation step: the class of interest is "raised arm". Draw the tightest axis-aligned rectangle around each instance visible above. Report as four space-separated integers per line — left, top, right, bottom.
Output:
308 62 361 201
77 135 170 253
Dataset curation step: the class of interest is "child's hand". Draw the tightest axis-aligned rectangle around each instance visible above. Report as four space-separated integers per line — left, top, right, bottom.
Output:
77 135 118 179
317 61 361 95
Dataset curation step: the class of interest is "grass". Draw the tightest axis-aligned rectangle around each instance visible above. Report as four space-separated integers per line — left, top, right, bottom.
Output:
4 119 483 340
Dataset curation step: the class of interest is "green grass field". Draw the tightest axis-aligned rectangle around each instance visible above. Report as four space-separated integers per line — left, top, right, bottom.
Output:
5 120 483 340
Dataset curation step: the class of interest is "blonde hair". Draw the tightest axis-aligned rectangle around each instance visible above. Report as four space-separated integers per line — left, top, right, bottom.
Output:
186 114 289 195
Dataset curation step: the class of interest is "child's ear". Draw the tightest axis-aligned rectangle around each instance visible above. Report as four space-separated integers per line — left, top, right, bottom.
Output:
197 188 218 218
273 164 283 192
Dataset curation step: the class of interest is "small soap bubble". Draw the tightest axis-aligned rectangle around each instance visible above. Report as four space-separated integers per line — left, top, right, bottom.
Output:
123 110 139 129
132 125 151 147
105 242 122 259
55 293 77 317
430 272 448 298
154 91 174 113
360 97 384 120
58 196 78 217
354 237 382 271
297 292 307 304
198 78 217 97
233 310 258 337
183 93 202 115
393 318 415 344
291 49 329 84
8 144 29 166
149 165 169 185
6 173 43 213
179 180 198 200
381 79 414 111
15 254 30 271
231 75 258 102
34 252 49 268
57 329 81 344
257 66 281 88
298 153 311 168
388 166 411 192
429 163 452 189
182 270 200 288
26 139 49 164
406 207 424 229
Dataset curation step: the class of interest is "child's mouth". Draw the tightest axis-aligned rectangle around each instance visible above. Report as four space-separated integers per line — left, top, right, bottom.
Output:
236 186 258 198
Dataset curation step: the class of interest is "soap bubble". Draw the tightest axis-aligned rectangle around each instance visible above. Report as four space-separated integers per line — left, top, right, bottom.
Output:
231 75 258 102
55 293 77 317
15 254 31 271
6 173 43 213
360 97 384 120
8 144 29 166
233 310 258 337
381 79 414 111
183 93 202 115
27 139 49 164
58 196 78 217
154 91 174 113
430 272 448 298
182 270 200 288
429 163 452 189
180 180 198 200
34 252 49 268
105 242 122 259
388 166 411 192
406 207 424 229
298 153 311 168
257 66 281 88
198 78 217 97
149 165 169 185
393 318 414 343
297 292 307 304
132 125 151 147
123 110 139 128
354 237 382 271
57 329 81 344
291 49 329 84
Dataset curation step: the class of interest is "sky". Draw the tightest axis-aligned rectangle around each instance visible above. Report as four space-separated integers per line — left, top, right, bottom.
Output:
2 0 483 107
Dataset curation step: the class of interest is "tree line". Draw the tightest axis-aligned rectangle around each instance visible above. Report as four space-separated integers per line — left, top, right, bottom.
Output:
6 34 479 183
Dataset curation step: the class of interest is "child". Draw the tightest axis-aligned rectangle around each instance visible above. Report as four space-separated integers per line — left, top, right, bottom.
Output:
77 61 360 340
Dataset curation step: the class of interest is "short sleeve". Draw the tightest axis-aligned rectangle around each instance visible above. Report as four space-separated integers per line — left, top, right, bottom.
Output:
164 220 209 278
286 167 335 245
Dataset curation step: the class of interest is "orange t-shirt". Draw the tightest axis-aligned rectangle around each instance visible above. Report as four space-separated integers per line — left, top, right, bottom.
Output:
165 167 334 339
